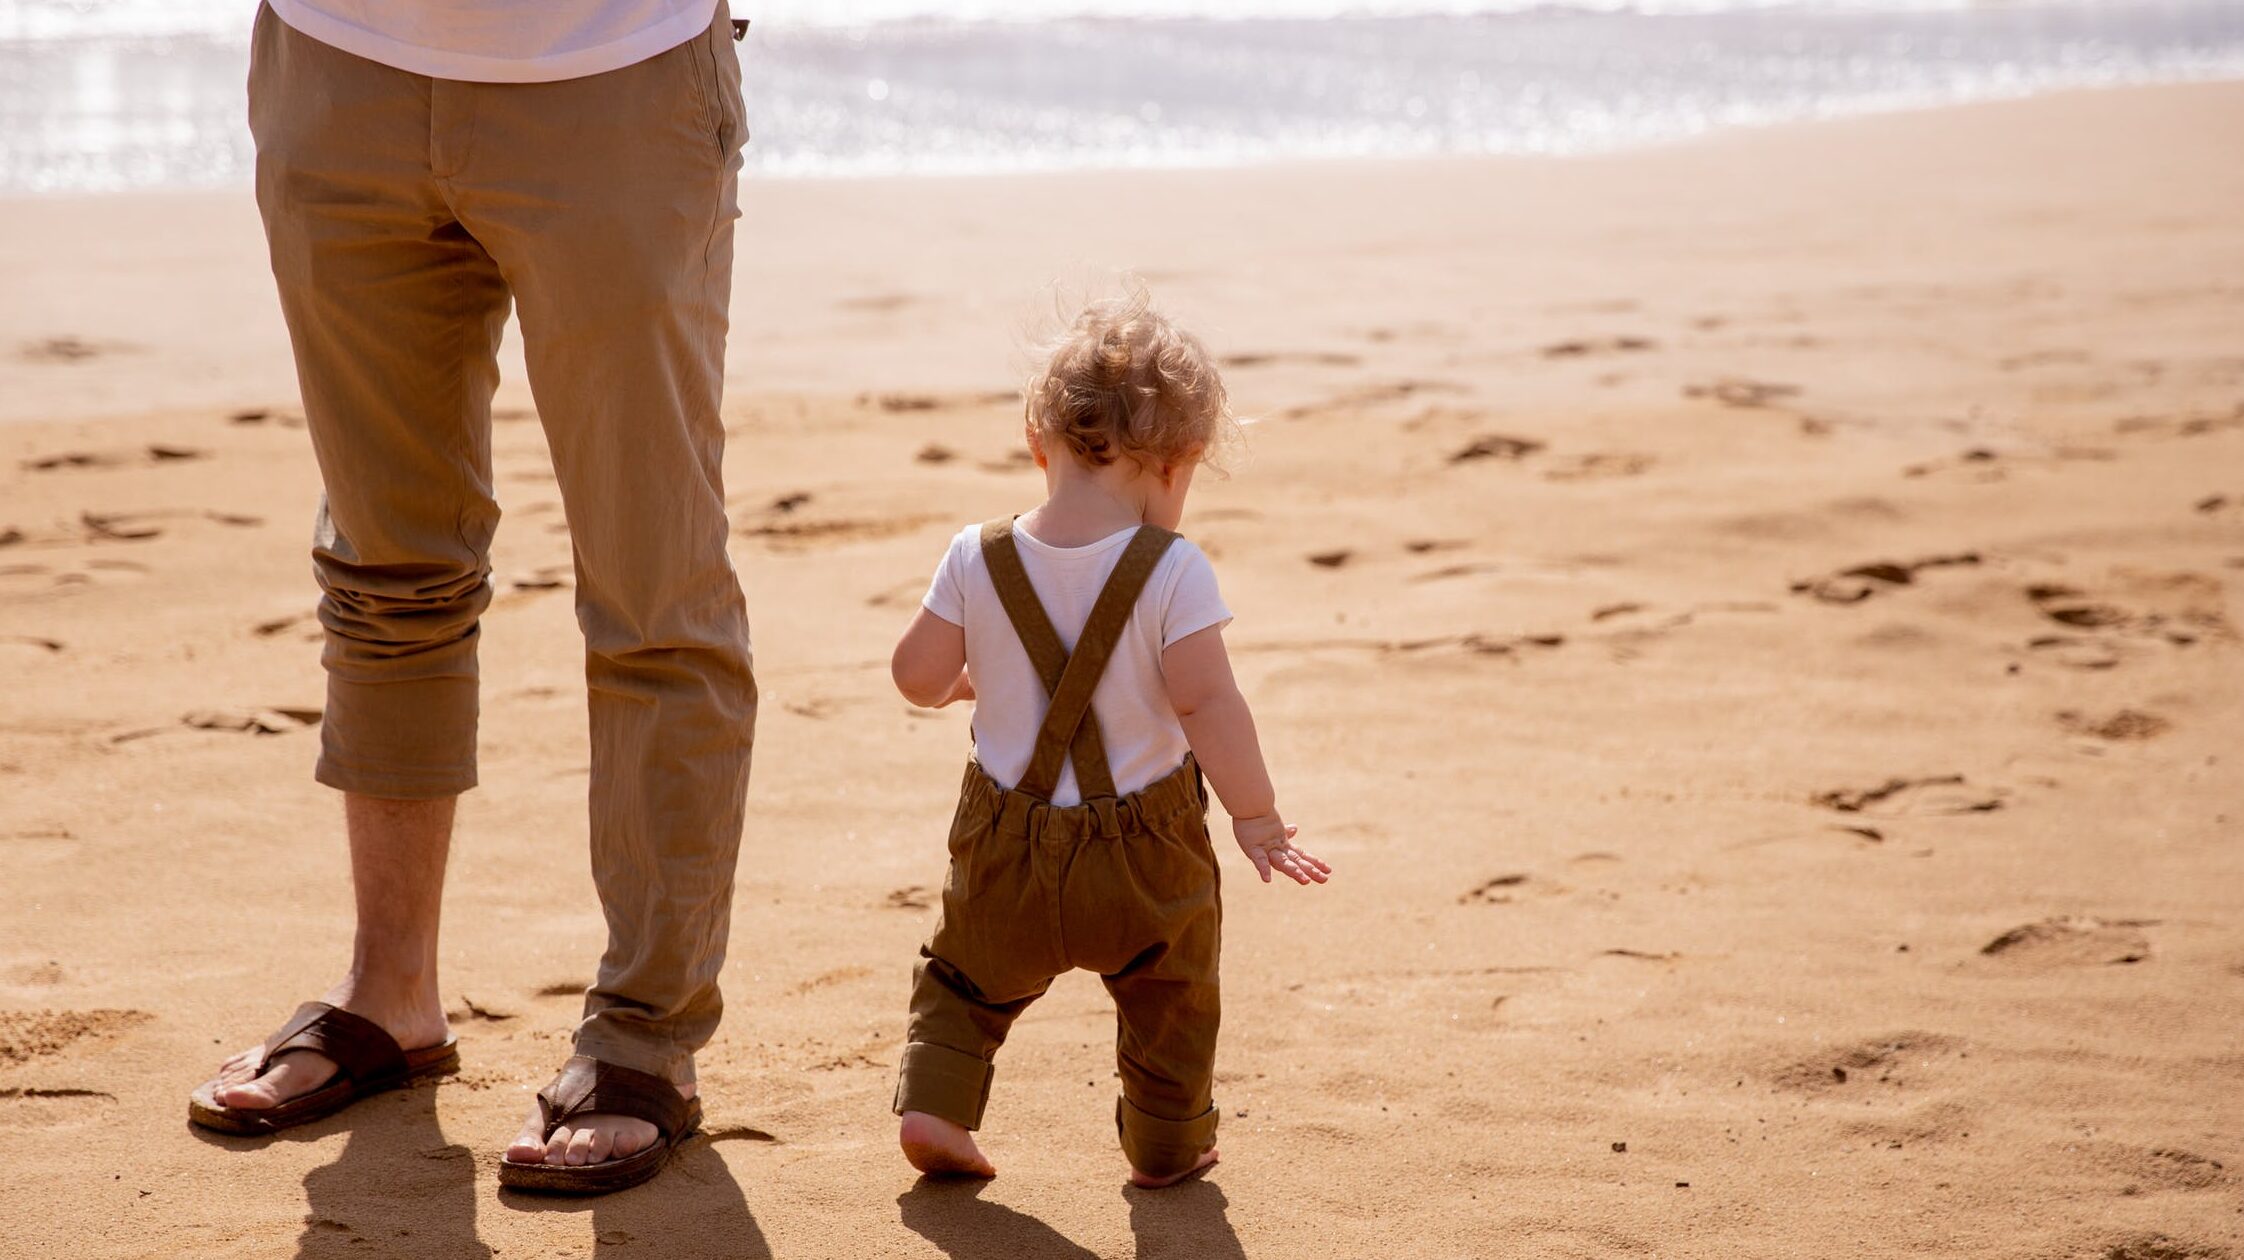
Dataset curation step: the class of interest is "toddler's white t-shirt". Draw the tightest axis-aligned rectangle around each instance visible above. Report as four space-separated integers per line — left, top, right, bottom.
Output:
923 520 1232 807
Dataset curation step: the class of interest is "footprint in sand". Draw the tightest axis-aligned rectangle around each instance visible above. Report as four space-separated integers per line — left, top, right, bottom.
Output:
1306 550 1352 569
447 995 519 1023
2057 709 2171 741
496 565 573 603
17 335 135 363
2112 403 2244 442
781 696 850 720
737 514 938 549
2095 1233 2231 1260
1458 874 1531 905
1811 775 2006 816
1790 553 1980 605
0 1009 153 1067
1410 562 1495 583
1542 452 1653 481
228 407 297 426
1449 433 1543 464
114 707 322 743
1771 1031 1965 1095
1280 380 1464 421
1682 377 1800 409
0 1087 118 1130
1219 350 1362 369
0 634 64 658
884 886 933 910
1386 632 1564 662
1979 917 2153 966
21 444 206 472
252 608 321 640
2104 1146 2229 1192
2019 574 2234 668
1540 336 1657 359
858 389 1020 413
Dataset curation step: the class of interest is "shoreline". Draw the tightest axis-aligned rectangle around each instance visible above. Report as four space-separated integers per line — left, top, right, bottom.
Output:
4 79 2242 429
3 73 2243 209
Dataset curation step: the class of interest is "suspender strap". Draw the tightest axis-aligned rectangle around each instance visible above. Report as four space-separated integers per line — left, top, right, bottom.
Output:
1014 523 1178 802
979 518 1118 800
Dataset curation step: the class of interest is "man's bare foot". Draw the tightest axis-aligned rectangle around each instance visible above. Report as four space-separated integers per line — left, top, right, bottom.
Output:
899 1110 997 1178
504 1079 697 1168
204 978 449 1110
1129 1147 1218 1188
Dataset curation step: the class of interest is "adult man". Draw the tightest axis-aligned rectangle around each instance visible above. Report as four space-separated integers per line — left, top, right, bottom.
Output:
187 0 756 1194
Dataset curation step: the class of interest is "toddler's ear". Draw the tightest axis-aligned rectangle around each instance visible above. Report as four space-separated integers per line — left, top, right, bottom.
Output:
1024 424 1048 469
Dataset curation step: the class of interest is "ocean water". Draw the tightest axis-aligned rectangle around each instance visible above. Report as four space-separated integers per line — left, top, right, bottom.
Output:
0 0 2240 193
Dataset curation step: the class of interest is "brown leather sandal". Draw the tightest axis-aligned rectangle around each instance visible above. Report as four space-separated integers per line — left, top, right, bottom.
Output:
187 1001 460 1136
498 1055 703 1195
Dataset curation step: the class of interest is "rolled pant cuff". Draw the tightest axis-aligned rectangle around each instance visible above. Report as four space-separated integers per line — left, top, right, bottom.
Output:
1115 1096 1219 1179
314 755 476 801
893 1041 995 1129
572 1026 694 1086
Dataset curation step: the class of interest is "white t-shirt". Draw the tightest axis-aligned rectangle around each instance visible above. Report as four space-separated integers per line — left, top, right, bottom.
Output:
267 0 719 83
924 521 1232 808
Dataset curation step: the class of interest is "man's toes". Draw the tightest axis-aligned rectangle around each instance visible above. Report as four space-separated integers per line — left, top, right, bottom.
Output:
215 1052 336 1110
213 1077 277 1109
586 1126 616 1165
545 1127 574 1166
504 1118 550 1165
565 1127 597 1167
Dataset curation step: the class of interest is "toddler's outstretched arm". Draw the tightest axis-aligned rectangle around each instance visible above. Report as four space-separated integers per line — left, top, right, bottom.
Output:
1162 625 1330 886
892 608 974 708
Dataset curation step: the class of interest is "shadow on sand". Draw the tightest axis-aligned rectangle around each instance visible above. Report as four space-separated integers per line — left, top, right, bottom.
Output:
499 1127 773 1259
1124 1177 1247 1260
897 1173 1246 1260
191 1084 770 1258
190 1081 490 1259
898 1177 1101 1260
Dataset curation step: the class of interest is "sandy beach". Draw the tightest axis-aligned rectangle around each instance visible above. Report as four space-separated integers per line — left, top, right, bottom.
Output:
1 80 2241 1258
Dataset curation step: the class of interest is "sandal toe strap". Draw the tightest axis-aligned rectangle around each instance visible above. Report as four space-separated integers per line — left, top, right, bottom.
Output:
535 1055 690 1141
258 1001 409 1090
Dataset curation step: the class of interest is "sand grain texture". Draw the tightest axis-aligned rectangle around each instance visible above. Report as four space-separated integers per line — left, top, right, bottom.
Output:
2 84 2242 1258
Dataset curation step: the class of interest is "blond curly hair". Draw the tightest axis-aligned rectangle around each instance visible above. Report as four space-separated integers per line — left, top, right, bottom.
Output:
1025 293 1236 472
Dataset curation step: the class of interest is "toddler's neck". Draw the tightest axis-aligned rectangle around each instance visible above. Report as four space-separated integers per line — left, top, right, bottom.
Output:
1021 463 1152 548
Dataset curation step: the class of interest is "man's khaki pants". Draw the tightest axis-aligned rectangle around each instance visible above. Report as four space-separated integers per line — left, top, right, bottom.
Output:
247 3 755 1083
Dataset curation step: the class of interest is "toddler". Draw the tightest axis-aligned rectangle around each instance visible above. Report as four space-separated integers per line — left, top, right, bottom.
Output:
887 294 1329 1187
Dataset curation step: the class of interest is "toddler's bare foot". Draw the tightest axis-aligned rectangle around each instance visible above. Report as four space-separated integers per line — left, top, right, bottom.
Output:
1129 1147 1218 1188
899 1110 996 1178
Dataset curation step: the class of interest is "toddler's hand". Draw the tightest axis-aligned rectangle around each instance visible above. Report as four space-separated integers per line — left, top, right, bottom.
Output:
944 670 976 706
1232 814 1330 886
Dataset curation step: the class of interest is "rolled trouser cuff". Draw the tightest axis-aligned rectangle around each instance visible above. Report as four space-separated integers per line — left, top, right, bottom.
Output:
314 754 476 800
573 1022 695 1086
316 672 479 799
1115 1095 1219 1179
894 1041 996 1129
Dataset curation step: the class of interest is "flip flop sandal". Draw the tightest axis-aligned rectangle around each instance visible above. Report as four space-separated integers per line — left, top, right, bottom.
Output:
498 1055 703 1196
188 1001 460 1136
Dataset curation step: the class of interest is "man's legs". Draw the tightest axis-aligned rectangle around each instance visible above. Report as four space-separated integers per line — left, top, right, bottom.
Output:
440 10 756 1165
209 796 454 1105
211 7 509 1106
